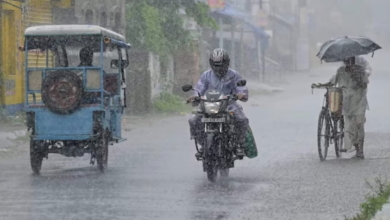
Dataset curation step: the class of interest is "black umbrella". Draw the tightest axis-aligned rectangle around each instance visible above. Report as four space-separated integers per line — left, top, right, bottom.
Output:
317 36 382 62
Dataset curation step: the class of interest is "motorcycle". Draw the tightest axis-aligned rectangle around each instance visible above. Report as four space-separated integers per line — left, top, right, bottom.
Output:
182 79 247 182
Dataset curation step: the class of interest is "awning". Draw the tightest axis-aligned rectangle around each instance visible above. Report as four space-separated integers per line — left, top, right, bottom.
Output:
268 14 295 29
212 3 270 41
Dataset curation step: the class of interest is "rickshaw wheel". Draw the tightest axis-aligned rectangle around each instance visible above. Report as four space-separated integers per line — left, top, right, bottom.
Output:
41 70 83 115
30 139 44 175
96 129 109 172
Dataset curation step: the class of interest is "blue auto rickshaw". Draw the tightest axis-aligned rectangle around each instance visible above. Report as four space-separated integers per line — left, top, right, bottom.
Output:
22 25 130 174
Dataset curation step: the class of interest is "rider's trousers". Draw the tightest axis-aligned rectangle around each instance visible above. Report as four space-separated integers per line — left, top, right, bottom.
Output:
344 114 366 151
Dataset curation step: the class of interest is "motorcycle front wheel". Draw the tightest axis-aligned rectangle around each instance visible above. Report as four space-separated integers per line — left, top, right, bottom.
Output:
219 168 229 177
204 133 217 182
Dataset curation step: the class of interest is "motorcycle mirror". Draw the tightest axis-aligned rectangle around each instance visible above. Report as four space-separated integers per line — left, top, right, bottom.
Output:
182 84 193 92
237 79 247 87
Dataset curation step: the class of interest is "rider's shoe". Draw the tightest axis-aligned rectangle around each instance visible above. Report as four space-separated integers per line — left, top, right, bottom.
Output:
195 147 203 160
352 153 364 159
236 147 246 157
352 144 364 159
357 144 364 159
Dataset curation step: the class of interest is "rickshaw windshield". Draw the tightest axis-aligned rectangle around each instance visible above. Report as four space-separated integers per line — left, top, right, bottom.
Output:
25 35 107 69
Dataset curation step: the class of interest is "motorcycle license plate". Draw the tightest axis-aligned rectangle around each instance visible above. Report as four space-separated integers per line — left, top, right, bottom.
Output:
201 118 225 123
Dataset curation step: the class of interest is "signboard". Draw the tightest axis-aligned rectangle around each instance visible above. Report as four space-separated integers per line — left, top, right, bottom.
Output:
5 79 15 96
257 10 268 27
208 0 225 10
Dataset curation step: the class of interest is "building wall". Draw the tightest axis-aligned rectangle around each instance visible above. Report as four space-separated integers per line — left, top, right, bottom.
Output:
0 0 73 114
0 0 24 113
74 0 126 35
24 0 72 105
0 0 126 114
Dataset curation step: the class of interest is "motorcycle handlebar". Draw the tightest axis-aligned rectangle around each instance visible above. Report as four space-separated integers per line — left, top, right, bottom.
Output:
186 94 239 104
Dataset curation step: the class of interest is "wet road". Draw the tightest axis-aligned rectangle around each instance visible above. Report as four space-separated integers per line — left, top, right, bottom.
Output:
2 58 390 220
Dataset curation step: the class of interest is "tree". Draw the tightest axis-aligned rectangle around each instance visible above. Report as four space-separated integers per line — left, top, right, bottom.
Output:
125 0 218 57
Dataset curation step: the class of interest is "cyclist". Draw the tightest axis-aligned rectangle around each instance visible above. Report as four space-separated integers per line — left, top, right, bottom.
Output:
312 57 369 159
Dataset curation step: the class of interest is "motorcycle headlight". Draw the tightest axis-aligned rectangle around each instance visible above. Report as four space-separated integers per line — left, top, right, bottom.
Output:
204 102 221 114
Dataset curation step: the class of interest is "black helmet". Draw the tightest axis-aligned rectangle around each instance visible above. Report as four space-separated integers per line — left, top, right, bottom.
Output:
209 48 230 78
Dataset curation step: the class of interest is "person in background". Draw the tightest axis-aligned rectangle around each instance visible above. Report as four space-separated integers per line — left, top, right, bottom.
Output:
78 47 94 67
313 57 369 159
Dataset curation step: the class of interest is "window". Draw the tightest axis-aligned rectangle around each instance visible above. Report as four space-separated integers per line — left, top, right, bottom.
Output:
114 12 121 32
85 10 93 24
245 0 251 13
103 46 120 74
26 36 102 69
28 71 43 91
100 12 107 27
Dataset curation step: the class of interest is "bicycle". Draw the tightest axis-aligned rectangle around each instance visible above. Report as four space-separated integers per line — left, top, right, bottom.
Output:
312 84 345 161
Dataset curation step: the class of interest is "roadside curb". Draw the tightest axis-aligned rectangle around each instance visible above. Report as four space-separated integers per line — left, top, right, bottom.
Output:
0 125 29 156
248 82 285 95
373 204 390 220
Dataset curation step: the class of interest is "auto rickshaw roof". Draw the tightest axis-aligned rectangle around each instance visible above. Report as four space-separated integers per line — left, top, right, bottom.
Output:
24 25 125 41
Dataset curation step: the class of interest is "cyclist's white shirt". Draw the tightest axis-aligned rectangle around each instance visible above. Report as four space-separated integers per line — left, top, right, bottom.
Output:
330 65 369 116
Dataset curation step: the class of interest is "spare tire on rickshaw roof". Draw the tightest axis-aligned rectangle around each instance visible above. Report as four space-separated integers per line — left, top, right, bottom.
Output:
41 70 84 114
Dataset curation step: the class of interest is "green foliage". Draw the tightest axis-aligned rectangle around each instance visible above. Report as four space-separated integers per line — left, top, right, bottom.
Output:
125 0 218 57
153 92 189 114
346 177 390 220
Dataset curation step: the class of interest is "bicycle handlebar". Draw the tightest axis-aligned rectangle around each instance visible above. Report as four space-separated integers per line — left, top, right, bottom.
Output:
311 85 346 89
311 85 346 95
311 85 331 89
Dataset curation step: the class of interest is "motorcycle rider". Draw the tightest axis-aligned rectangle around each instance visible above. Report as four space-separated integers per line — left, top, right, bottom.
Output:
188 48 249 158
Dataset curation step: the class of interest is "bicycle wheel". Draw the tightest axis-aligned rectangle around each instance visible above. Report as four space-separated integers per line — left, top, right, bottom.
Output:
318 109 330 161
335 116 344 157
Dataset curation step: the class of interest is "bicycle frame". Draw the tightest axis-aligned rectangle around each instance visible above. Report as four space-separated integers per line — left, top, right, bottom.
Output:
313 85 345 160
320 88 344 145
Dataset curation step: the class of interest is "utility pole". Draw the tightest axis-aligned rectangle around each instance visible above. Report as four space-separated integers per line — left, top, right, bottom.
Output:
230 19 235 69
218 17 224 49
239 21 244 73
296 0 309 71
